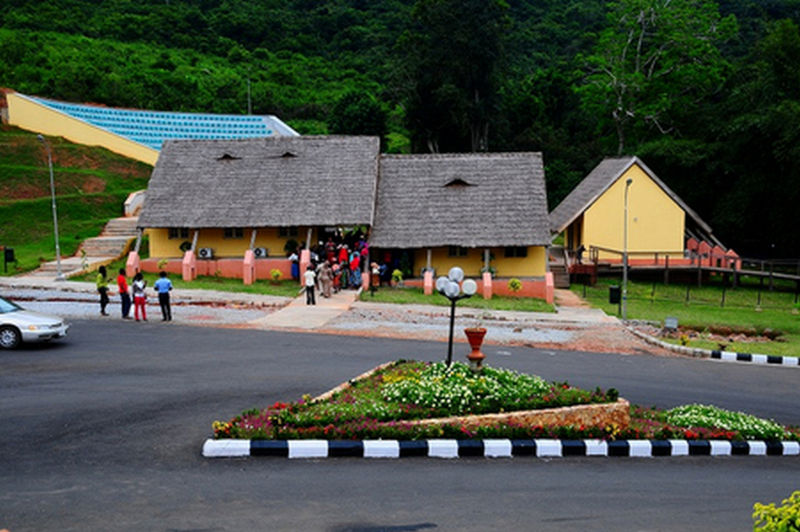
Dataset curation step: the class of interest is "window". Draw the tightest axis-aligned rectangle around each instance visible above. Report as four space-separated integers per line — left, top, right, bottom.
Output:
168 228 189 239
448 246 469 257
223 227 244 239
504 246 528 258
279 227 299 238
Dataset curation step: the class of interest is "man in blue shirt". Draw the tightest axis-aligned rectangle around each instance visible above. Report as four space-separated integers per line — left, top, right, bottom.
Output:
153 271 173 321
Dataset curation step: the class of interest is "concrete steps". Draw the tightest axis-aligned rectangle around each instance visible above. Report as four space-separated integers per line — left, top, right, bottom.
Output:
80 236 135 257
102 217 140 236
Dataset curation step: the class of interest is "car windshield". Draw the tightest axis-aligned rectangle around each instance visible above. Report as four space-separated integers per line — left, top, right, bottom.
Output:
0 296 22 314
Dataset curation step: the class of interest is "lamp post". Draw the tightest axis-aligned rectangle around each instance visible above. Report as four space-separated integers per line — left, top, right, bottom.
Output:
622 177 633 320
436 266 478 367
37 135 65 281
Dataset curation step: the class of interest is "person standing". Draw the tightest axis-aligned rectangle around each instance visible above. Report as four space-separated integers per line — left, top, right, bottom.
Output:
117 268 132 319
153 271 173 321
96 265 110 316
304 264 316 305
132 272 147 321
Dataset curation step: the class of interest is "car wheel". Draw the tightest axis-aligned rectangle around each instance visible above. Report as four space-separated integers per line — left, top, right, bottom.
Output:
0 326 21 349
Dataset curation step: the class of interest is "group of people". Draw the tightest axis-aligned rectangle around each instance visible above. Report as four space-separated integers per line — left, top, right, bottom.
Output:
295 237 370 305
95 266 173 321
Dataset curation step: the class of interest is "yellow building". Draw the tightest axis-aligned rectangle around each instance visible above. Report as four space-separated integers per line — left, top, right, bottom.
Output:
549 156 720 262
3 90 297 166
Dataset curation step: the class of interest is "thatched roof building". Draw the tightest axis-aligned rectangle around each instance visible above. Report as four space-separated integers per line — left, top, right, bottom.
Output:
369 153 550 249
137 136 380 229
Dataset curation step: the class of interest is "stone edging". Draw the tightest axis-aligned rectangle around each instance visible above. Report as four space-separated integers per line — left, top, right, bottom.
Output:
629 328 800 367
203 438 800 459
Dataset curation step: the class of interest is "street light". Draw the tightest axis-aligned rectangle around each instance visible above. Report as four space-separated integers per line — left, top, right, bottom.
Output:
622 177 633 320
436 266 478 366
37 135 65 281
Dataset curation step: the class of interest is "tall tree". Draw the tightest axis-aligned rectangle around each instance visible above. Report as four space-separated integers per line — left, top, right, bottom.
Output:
397 0 508 153
577 0 736 155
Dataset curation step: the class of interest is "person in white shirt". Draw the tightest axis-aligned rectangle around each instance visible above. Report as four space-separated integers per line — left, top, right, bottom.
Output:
304 265 316 305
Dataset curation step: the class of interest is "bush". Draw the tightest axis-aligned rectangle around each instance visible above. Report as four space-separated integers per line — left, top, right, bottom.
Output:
753 491 800 530
508 278 522 293
270 269 281 282
392 269 403 283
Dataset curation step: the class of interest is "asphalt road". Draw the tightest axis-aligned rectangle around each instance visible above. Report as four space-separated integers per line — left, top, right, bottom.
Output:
1 319 799 531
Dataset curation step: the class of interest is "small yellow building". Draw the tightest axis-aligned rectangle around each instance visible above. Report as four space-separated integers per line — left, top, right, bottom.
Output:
549 156 720 262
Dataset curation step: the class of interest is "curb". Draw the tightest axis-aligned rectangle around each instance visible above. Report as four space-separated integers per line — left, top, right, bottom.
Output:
203 438 800 459
628 328 800 367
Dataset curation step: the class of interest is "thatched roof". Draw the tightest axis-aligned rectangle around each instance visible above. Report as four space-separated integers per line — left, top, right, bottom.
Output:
137 136 379 228
369 153 550 248
549 156 714 235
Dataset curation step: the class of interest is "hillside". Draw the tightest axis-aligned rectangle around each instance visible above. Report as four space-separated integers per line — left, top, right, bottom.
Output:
2 0 800 256
0 125 151 273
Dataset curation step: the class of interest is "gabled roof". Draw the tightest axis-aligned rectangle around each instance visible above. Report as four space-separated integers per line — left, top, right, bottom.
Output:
549 156 713 235
369 152 550 248
137 136 380 229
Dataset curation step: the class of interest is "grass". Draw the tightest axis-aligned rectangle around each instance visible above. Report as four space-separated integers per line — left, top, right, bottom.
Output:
573 277 800 356
72 257 301 298
360 285 556 313
0 125 151 274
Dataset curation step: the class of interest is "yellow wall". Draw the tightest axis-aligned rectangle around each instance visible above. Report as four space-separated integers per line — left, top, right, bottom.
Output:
580 164 685 259
413 246 547 278
6 92 159 165
146 227 314 258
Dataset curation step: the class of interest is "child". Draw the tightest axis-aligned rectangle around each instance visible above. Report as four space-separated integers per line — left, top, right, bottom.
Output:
132 272 147 321
96 265 110 316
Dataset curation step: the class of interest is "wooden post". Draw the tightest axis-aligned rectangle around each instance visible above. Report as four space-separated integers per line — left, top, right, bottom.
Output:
769 261 774 291
721 273 727 307
664 255 670 285
697 260 702 288
758 277 763 307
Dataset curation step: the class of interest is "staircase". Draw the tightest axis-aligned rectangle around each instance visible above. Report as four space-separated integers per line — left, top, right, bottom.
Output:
549 246 571 289
24 216 140 278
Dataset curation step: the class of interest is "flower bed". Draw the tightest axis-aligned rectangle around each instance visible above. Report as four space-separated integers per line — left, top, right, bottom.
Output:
211 361 800 442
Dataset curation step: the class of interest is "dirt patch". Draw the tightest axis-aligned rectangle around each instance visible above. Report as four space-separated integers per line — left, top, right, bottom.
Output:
80 176 107 194
0 182 47 199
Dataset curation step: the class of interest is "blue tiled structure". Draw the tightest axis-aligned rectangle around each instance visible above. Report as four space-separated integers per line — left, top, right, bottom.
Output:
28 96 299 150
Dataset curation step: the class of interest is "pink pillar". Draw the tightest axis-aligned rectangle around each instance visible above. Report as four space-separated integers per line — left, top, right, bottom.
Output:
243 249 255 285
725 249 741 270
697 241 712 265
125 251 140 277
544 272 555 304
182 250 196 281
423 270 434 295
482 271 493 300
362 271 370 290
299 249 310 285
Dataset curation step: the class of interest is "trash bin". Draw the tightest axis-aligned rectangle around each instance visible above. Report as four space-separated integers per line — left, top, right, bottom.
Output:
4 248 14 263
609 285 621 304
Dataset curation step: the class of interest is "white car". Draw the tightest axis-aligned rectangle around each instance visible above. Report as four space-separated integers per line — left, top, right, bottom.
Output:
0 295 69 349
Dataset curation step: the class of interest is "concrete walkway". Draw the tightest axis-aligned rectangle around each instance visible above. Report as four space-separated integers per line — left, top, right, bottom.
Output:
250 289 359 329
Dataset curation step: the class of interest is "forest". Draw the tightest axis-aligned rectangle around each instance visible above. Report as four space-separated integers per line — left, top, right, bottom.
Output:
2 0 800 258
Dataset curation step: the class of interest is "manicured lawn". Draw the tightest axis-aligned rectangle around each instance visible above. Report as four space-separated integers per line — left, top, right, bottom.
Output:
73 258 300 298
360 285 555 313
573 278 800 356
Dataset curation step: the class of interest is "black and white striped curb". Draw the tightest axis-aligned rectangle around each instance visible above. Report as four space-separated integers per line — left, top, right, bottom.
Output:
203 438 800 459
629 328 799 367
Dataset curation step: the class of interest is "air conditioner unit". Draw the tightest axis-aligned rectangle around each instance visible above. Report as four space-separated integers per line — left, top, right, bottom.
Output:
197 247 214 259
253 247 268 258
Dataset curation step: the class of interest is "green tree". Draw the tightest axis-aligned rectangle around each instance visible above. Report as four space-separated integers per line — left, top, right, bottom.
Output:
398 0 508 153
329 91 388 147
577 0 737 154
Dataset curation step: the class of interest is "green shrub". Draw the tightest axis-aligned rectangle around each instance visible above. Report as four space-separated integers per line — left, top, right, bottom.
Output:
270 269 282 282
753 491 800 531
508 278 522 293
392 269 403 283
665 404 788 440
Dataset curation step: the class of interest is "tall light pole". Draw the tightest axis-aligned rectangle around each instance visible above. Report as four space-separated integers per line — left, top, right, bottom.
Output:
622 177 633 320
37 135 65 281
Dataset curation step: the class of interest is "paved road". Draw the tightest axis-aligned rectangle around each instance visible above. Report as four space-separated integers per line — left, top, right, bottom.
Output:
1 320 798 531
